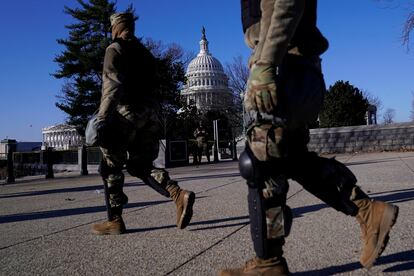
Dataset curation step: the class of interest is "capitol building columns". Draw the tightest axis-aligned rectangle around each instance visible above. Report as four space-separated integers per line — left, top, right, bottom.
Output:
42 124 83 150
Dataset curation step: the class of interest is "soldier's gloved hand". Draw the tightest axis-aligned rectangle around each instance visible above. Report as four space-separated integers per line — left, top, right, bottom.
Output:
244 64 277 114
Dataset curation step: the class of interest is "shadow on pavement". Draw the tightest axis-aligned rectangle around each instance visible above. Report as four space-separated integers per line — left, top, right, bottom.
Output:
292 261 361 275
0 174 98 186
125 186 414 234
175 172 240 183
370 188 414 204
0 199 169 224
379 250 414 272
191 221 249 231
0 181 146 199
190 215 250 231
0 184 105 199
292 203 327 218
292 249 414 275
0 173 240 199
291 187 414 218
126 224 176 233
127 215 250 234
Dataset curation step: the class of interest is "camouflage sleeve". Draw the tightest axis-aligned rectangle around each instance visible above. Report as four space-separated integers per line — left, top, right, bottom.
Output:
252 0 305 66
97 43 125 120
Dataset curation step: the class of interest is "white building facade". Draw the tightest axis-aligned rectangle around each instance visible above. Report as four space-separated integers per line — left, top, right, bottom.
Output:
42 124 83 150
181 28 234 111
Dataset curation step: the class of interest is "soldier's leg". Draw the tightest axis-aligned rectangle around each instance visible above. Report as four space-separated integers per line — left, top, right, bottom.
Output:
197 145 203 164
287 151 366 215
203 143 210 163
127 157 195 229
99 159 128 217
126 124 195 229
242 147 292 258
284 129 398 268
220 127 291 276
92 147 128 235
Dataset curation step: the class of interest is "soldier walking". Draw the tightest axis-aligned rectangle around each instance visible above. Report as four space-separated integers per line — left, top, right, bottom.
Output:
219 0 399 274
91 12 195 235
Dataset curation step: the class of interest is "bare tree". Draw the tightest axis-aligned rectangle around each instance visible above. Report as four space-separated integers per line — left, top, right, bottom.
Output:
143 39 190 139
362 90 383 113
374 0 414 49
225 55 249 137
382 108 396 124
402 11 414 50
225 55 249 98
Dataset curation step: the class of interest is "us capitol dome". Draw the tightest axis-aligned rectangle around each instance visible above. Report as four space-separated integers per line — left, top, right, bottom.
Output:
181 27 234 111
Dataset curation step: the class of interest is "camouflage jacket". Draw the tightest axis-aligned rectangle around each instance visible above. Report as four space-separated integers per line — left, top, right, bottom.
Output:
194 127 207 143
98 37 157 122
241 0 328 65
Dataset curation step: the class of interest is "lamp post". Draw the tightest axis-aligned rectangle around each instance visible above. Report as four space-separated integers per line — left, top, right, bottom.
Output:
213 119 219 162
6 140 16 184
240 91 246 137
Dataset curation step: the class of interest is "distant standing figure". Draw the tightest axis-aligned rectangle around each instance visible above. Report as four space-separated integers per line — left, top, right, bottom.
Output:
193 122 210 164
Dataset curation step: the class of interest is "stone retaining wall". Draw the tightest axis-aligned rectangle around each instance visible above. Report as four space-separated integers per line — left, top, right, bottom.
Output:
308 122 414 154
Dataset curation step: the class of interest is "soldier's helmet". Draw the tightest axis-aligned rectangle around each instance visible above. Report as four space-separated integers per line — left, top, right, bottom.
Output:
110 12 135 28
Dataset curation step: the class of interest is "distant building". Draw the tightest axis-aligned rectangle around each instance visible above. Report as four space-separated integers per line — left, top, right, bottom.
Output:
181 27 234 111
0 139 16 159
42 124 83 150
0 139 41 159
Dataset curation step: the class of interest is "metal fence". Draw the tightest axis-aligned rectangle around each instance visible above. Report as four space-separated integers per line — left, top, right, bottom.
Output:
0 147 103 182
87 147 102 164
53 150 78 164
0 159 6 180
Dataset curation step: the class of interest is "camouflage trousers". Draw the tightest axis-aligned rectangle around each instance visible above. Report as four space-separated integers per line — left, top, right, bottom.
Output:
195 140 209 163
99 107 173 210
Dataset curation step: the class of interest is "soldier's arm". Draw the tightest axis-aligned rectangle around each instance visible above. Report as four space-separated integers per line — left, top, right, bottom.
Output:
252 0 305 66
98 44 125 119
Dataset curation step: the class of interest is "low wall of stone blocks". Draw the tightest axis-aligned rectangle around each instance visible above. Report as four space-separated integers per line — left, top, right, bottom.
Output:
308 122 414 154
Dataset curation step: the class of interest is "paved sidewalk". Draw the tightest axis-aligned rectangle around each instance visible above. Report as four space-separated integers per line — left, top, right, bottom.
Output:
0 151 413 275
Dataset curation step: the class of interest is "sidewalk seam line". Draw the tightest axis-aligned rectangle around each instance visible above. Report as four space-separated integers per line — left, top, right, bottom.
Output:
164 224 248 275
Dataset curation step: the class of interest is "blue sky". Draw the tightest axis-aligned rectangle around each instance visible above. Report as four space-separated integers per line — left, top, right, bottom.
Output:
0 0 413 141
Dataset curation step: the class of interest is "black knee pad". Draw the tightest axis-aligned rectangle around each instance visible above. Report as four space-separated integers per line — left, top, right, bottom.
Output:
239 146 288 196
248 186 270 259
248 186 291 259
239 148 255 185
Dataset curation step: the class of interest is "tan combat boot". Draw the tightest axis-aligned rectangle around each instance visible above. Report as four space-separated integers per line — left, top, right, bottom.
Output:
167 183 195 229
219 257 289 276
91 215 126 235
353 199 399 268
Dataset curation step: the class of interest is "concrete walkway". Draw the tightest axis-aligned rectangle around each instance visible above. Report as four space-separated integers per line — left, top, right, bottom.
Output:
1 151 413 275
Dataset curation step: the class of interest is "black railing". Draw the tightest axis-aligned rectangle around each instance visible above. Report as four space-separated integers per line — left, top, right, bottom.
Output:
53 150 78 164
0 146 103 183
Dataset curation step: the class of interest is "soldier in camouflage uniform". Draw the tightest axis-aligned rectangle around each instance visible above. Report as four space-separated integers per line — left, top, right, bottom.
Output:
92 13 195 235
193 122 210 164
219 0 399 275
